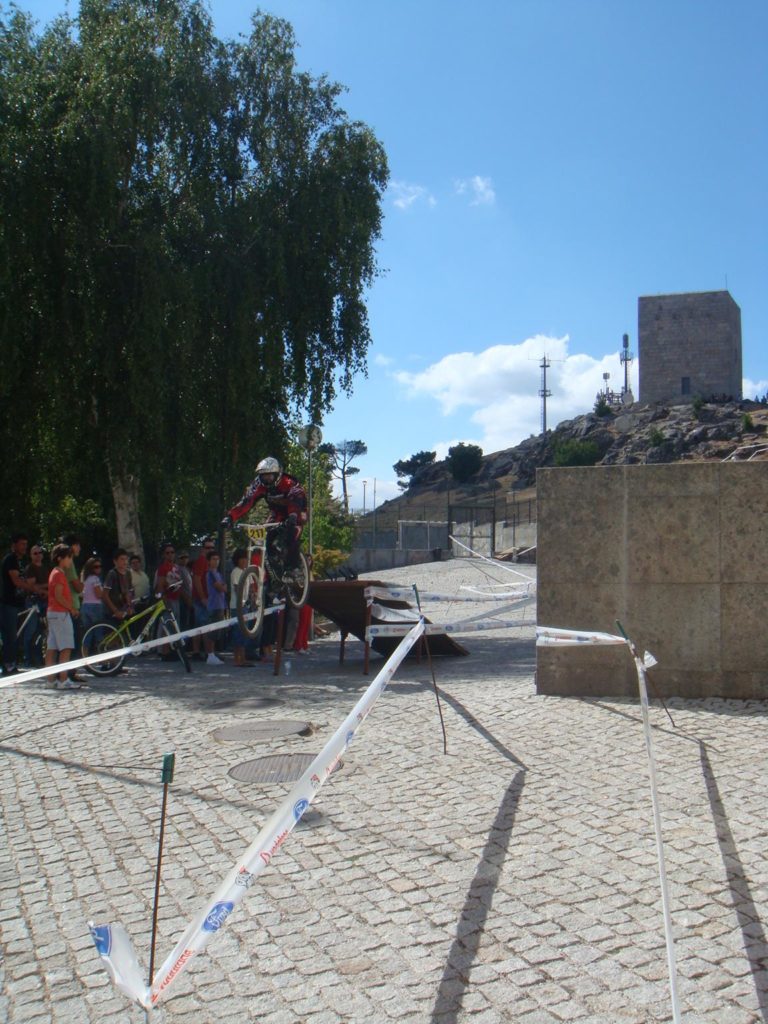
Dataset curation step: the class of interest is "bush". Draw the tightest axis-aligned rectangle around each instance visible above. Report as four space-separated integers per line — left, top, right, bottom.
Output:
594 396 612 417
552 439 600 467
310 546 348 578
446 443 483 482
649 428 665 447
691 394 705 417
742 412 754 432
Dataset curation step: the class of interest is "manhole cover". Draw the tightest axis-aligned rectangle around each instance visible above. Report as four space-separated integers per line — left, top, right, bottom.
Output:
212 720 312 743
229 753 343 784
202 697 285 713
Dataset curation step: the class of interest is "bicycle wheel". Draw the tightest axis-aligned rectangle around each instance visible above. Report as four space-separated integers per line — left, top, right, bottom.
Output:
33 620 47 666
283 552 310 609
82 623 126 677
157 615 192 673
237 565 264 639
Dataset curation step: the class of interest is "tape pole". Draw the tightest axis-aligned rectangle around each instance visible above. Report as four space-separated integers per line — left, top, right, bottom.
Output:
148 753 175 991
539 622 682 1022
615 622 681 1024
89 619 426 1010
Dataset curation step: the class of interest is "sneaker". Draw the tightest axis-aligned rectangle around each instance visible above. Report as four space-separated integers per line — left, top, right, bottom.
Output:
206 654 224 665
56 680 82 690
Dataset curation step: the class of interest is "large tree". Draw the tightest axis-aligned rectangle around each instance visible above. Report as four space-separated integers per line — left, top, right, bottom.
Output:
0 2 387 554
318 439 367 513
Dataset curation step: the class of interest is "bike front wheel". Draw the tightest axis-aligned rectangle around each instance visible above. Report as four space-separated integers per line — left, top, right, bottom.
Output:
237 565 265 639
283 552 310 609
82 623 126 677
157 615 191 673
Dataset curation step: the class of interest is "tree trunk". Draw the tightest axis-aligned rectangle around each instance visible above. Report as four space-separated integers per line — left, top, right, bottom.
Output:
108 464 145 561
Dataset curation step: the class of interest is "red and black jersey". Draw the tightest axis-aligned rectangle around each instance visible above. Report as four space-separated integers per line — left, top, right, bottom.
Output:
227 473 307 525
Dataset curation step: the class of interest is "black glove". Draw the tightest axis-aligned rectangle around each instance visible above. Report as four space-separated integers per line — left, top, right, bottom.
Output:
220 515 233 529
285 512 298 527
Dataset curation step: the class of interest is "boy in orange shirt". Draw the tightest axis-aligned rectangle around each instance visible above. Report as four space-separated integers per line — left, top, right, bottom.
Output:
46 544 80 690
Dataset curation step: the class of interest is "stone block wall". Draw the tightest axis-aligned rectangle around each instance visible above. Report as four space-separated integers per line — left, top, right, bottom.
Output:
638 290 742 404
536 463 768 699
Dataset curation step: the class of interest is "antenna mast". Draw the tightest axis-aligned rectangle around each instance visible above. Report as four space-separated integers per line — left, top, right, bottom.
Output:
620 333 634 398
539 355 552 434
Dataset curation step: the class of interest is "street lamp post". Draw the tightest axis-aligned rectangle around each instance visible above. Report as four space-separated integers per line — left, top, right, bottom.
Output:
297 424 322 556
362 479 368 516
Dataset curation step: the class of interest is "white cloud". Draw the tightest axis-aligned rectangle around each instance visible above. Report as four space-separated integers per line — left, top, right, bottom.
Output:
743 377 768 399
396 335 640 455
455 175 496 206
373 353 393 367
388 180 436 211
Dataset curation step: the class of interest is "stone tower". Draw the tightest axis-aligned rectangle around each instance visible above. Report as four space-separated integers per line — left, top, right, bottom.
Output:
638 290 742 404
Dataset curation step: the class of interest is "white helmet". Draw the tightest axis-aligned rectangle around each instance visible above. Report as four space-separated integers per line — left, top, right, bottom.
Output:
255 456 281 477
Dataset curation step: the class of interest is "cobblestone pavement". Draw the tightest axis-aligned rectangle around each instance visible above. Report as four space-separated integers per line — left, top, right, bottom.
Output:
1 561 767 1023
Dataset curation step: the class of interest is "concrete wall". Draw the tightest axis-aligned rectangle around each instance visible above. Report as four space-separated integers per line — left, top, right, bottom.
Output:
536 463 768 699
347 548 449 573
638 291 742 404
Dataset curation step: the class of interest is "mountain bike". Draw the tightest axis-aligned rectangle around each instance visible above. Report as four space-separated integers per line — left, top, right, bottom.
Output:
235 522 310 639
81 582 191 677
16 604 47 666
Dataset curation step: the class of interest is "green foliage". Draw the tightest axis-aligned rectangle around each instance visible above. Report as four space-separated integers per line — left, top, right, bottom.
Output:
283 437 354 554
0 2 388 550
552 439 601 466
594 396 612 417
393 450 436 489
742 412 754 432
310 545 348 578
648 428 665 447
446 443 483 482
691 394 705 417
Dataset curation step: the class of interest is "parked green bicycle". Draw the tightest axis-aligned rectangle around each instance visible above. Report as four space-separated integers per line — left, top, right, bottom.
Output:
82 582 191 677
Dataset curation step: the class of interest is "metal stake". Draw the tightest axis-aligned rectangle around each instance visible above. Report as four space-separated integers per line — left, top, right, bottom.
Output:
413 586 447 755
148 752 175 997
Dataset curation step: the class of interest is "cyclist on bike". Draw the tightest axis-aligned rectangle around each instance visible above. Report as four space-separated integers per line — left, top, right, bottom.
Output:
220 457 307 569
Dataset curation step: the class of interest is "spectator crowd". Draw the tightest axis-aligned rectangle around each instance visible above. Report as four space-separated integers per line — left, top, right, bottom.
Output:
1 532 312 688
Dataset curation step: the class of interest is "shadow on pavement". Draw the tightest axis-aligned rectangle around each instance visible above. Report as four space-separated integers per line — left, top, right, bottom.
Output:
699 741 768 1022
433 686 528 768
430 770 527 1023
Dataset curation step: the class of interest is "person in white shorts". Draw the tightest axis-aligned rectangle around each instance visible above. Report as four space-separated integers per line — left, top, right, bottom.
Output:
46 543 80 690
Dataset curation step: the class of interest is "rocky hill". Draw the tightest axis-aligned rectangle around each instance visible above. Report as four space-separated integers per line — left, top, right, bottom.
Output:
370 398 768 526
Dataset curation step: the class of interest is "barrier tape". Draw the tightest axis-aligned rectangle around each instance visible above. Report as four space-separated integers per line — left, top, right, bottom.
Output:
364 586 531 604
88 620 426 1009
536 626 626 647
1 603 284 689
448 535 533 582
368 617 532 639
365 594 536 640
537 624 681 1024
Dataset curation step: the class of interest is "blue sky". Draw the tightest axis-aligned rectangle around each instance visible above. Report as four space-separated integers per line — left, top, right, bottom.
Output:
16 0 768 508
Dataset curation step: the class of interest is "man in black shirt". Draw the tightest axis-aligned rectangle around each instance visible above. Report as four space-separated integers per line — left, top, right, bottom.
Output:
1 533 37 676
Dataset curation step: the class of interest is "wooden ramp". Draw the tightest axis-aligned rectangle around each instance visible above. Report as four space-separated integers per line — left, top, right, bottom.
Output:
308 580 468 672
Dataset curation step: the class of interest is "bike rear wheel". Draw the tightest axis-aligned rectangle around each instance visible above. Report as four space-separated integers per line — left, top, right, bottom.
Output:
237 565 265 639
82 623 126 676
157 615 191 673
283 552 310 609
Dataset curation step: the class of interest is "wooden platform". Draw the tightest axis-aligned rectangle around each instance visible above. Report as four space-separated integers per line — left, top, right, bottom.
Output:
307 579 469 672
